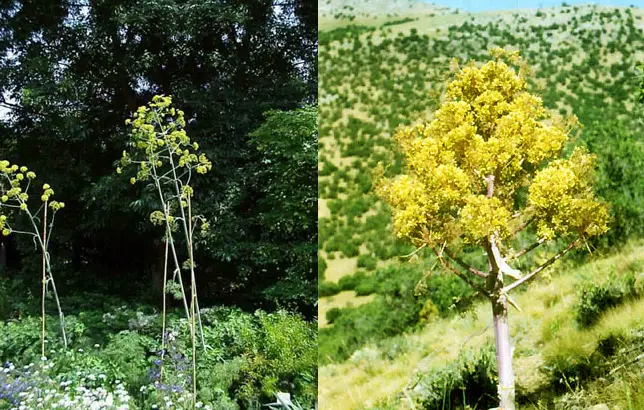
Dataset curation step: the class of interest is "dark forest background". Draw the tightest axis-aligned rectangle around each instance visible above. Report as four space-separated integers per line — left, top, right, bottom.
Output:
0 0 318 317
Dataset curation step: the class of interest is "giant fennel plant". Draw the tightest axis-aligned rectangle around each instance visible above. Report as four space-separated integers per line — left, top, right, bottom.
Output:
0 161 67 356
378 48 609 410
118 95 212 409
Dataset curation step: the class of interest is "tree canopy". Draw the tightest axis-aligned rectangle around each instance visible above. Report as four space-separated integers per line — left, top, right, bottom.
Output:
378 49 609 250
0 0 317 316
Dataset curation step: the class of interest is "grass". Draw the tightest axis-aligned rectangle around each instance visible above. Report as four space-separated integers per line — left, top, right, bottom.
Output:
319 241 644 410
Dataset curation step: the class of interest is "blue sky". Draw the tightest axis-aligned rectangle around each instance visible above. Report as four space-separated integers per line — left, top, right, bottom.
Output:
427 0 644 12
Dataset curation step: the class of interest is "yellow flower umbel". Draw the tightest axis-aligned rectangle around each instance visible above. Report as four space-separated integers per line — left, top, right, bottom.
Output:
119 95 212 233
378 48 609 247
119 95 212 183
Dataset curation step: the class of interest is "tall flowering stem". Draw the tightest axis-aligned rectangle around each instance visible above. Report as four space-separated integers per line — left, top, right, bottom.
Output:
119 95 212 407
0 161 67 353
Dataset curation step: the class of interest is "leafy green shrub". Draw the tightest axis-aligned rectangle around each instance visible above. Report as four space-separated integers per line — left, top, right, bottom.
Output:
339 241 360 258
318 256 327 282
381 17 416 28
357 254 378 271
574 272 639 327
236 311 316 407
337 271 370 292
326 308 342 324
0 316 57 362
410 345 498 409
418 299 439 324
354 278 378 296
319 281 341 297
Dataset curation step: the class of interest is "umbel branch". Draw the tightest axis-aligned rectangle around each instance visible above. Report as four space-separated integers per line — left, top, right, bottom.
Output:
503 238 581 293
432 247 490 297
443 247 487 278
432 235 580 299
506 238 545 263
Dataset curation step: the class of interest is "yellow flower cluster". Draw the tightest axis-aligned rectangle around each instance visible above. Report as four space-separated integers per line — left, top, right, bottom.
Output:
0 161 65 239
0 215 9 236
41 184 54 202
528 147 609 240
149 210 178 231
379 48 607 246
120 95 213 185
460 195 512 242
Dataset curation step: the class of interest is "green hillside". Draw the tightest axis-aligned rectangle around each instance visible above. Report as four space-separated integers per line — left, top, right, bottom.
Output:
318 2 644 409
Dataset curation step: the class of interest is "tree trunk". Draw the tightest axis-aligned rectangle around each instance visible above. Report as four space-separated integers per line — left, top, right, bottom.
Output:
491 294 515 410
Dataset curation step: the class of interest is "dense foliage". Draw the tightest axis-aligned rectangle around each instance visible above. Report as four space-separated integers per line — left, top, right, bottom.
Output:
0 291 317 409
0 0 317 315
0 1 318 408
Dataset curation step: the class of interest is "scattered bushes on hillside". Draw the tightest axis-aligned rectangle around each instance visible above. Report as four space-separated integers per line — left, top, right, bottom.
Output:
319 25 376 46
319 262 475 363
582 120 644 247
381 17 416 28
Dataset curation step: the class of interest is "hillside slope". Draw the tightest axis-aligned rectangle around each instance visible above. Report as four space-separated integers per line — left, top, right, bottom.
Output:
318 2 644 409
319 241 644 409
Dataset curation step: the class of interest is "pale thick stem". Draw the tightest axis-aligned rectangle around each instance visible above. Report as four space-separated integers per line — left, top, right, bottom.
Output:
46 262 67 348
188 198 205 353
188 195 198 409
492 296 516 410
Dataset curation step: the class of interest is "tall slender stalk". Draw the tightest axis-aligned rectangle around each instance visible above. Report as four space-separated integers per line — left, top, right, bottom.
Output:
25 207 67 348
167 146 206 352
151 164 190 320
160 223 170 384
41 202 47 358
188 194 197 409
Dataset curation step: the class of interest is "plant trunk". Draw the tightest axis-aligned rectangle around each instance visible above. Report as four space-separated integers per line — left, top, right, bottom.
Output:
491 294 515 410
